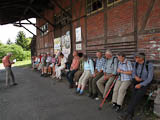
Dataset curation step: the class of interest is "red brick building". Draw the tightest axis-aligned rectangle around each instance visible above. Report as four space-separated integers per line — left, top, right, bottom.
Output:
36 0 160 64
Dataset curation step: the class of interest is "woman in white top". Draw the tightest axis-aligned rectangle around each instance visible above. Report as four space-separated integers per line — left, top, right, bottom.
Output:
76 54 94 95
55 53 67 80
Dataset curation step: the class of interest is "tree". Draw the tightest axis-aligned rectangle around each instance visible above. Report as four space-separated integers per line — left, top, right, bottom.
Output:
0 40 2 45
15 31 31 50
6 39 13 45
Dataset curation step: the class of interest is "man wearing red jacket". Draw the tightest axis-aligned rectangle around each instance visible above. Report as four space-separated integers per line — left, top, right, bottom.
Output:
2 53 17 87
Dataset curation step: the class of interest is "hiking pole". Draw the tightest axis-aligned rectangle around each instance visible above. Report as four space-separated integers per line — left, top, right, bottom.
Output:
98 76 118 110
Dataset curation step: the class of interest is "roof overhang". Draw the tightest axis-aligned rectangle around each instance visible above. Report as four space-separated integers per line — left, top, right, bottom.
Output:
0 0 53 25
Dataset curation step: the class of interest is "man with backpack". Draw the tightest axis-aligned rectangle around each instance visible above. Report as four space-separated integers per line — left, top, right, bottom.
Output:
97 49 118 99
119 52 153 120
112 52 133 112
88 51 105 99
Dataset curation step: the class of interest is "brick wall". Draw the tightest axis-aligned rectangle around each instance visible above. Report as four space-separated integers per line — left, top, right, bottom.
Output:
35 0 160 62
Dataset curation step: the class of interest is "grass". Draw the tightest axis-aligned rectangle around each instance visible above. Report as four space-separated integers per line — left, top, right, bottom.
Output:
13 60 32 68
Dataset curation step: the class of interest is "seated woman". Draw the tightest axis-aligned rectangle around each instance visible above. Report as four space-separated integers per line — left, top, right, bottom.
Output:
48 54 56 76
32 56 38 70
112 52 133 112
41 53 47 76
76 54 94 95
54 53 67 80
73 53 84 86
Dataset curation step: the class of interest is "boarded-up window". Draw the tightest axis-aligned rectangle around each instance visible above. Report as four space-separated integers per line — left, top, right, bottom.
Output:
107 0 122 7
87 0 103 14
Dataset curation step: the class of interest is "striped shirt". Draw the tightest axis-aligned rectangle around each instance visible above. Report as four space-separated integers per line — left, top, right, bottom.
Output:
118 59 133 81
95 57 106 72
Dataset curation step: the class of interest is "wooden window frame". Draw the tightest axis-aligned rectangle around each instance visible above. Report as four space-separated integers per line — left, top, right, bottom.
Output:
107 0 122 7
86 0 104 15
40 23 49 37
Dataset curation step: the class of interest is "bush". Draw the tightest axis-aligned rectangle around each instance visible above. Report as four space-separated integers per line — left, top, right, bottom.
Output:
0 44 31 63
23 51 31 60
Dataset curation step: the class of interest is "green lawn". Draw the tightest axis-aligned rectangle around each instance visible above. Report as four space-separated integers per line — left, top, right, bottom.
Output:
13 60 32 67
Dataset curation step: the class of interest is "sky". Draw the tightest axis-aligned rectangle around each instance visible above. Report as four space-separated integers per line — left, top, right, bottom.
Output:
0 18 36 44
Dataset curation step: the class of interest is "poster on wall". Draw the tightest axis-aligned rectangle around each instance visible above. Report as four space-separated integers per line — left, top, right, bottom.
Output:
75 27 82 42
54 37 61 55
61 31 71 58
76 43 82 50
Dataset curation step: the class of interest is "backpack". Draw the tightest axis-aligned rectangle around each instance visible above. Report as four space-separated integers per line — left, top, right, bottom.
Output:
135 61 150 78
135 61 149 72
110 56 118 67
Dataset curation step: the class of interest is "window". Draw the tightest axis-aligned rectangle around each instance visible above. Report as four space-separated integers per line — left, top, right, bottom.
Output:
54 8 71 28
40 23 48 36
86 0 103 14
107 0 122 7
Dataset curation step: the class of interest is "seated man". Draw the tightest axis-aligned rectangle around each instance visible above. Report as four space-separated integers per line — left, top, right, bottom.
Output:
67 51 80 88
88 51 105 99
119 52 153 120
97 49 118 99
76 54 94 95
112 52 132 112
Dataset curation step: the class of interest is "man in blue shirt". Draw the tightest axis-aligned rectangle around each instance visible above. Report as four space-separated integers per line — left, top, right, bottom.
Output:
88 51 105 99
97 49 118 99
119 52 153 120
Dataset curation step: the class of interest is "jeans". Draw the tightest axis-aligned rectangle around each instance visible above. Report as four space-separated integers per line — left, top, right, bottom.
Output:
67 70 77 85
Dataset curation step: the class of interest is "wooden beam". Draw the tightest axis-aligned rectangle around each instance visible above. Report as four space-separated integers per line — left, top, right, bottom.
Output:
49 0 72 17
26 19 44 33
28 6 55 27
21 25 36 36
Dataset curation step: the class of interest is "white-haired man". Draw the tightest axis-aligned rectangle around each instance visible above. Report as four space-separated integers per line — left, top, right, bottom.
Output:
97 49 118 99
2 53 17 87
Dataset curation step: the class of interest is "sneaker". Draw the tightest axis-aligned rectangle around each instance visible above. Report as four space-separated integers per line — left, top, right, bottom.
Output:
95 97 100 101
112 103 117 109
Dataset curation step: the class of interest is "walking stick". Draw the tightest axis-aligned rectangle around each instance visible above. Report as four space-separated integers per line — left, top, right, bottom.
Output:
98 76 118 110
